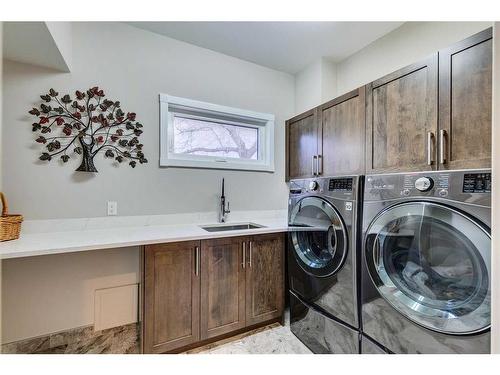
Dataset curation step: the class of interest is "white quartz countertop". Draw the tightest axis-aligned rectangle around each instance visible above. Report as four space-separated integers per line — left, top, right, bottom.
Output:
0 210 289 260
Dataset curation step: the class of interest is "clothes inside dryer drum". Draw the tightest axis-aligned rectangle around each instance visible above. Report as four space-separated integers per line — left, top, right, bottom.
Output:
365 201 490 335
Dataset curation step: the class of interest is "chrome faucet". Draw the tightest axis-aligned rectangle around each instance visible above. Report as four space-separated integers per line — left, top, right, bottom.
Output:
219 178 230 223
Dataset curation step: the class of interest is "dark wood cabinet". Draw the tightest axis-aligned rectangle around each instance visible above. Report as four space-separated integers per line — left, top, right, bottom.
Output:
439 28 492 170
143 233 285 353
286 28 492 177
319 87 366 176
286 88 366 180
143 241 201 354
286 108 319 180
200 236 247 340
245 233 284 326
365 54 439 173
365 28 492 174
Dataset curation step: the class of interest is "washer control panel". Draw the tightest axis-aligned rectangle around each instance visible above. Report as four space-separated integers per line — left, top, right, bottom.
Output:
329 178 353 192
366 170 490 204
401 173 449 196
463 173 491 193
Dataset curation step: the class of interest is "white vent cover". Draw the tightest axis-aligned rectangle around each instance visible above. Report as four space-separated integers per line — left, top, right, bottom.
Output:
94 284 138 331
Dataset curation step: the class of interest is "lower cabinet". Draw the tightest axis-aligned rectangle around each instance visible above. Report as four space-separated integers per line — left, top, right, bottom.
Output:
200 236 247 340
143 240 201 354
143 233 284 353
245 234 284 326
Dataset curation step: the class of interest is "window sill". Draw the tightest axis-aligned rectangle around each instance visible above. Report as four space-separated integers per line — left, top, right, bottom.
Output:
160 158 275 173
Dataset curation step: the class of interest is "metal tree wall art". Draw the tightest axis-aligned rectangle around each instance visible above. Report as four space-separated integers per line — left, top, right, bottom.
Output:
28 87 147 172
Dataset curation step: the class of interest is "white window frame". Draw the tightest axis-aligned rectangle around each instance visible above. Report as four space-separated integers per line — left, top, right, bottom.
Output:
159 94 275 172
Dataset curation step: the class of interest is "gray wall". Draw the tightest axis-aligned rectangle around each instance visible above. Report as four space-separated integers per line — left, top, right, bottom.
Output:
2 22 295 220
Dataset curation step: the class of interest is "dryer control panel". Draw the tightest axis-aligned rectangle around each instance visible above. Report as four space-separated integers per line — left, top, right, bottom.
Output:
328 178 353 192
463 173 491 193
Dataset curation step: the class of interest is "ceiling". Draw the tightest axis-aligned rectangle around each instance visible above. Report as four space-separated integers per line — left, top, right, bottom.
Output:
127 22 404 74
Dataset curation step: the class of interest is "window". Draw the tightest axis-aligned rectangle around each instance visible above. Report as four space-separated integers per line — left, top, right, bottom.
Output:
160 94 274 172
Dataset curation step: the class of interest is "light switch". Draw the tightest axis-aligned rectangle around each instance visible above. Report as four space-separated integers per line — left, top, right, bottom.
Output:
107 201 118 216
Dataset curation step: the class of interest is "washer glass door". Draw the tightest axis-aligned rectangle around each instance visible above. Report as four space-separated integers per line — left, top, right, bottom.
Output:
365 202 490 335
289 196 348 277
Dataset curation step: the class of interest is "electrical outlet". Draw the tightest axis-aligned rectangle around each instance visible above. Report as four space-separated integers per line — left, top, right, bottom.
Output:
107 201 118 216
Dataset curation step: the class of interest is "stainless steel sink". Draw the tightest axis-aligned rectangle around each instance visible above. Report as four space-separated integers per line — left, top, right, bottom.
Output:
200 222 265 232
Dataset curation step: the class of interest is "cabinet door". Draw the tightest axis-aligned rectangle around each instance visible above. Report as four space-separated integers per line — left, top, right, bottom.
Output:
200 237 247 340
319 87 366 176
245 233 284 326
286 108 319 180
143 241 200 353
439 28 492 170
366 54 438 173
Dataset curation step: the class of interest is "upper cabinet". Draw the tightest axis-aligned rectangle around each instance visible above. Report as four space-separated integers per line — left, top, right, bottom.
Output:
287 27 492 178
319 87 366 176
365 54 438 173
365 28 492 174
286 108 319 180
286 87 365 180
439 28 492 170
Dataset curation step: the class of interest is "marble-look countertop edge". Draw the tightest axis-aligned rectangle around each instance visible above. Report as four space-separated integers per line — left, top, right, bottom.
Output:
0 220 289 260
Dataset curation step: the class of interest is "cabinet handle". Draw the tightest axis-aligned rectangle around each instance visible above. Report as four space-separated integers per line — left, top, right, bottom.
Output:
311 155 317 176
439 129 447 164
317 155 322 175
427 132 434 166
195 246 200 276
248 241 252 268
242 242 246 269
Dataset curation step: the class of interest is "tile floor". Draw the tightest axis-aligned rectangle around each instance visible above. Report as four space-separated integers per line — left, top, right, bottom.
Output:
195 310 312 354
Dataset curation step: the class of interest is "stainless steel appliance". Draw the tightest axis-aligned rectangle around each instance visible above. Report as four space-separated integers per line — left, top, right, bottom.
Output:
287 176 362 353
361 170 491 354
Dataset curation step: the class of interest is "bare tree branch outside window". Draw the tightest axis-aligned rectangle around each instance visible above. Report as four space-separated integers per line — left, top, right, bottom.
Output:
173 117 258 160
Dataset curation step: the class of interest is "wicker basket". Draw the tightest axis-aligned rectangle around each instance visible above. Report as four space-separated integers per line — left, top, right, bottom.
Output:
0 192 23 241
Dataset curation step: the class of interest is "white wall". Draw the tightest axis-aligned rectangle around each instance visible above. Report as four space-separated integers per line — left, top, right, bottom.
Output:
294 57 337 114
45 22 72 71
321 58 337 103
3 22 71 73
336 21 492 96
0 21 4 346
294 22 493 115
492 22 500 355
2 23 294 221
1 248 140 344
0 21 3 193
1 22 294 344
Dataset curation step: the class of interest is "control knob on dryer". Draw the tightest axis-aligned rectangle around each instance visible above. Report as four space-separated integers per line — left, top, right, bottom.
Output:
308 180 319 191
414 177 434 192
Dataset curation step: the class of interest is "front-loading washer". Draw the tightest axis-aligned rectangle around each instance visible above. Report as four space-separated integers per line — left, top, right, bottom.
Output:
287 176 362 353
361 170 491 354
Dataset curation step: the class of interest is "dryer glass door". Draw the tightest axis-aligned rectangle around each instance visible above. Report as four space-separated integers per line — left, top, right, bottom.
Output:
289 197 348 277
365 202 490 335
